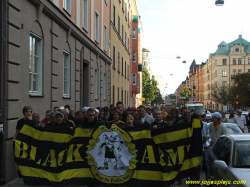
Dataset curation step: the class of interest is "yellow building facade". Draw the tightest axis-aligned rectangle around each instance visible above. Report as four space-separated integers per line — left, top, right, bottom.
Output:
110 0 131 106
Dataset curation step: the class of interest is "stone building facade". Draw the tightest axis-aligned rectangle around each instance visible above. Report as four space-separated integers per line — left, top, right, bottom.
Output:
0 0 111 183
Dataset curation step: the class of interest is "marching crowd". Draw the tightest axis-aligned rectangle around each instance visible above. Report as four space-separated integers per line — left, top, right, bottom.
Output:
13 101 250 187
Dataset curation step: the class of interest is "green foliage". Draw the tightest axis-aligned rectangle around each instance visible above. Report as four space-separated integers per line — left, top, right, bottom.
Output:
142 66 161 104
180 87 190 102
232 72 250 107
211 84 235 105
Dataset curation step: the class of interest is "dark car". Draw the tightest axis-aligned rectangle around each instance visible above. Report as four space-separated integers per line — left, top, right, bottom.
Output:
205 134 250 187
229 109 236 118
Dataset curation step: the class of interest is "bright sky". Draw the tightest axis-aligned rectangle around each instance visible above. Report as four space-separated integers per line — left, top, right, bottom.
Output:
136 0 250 96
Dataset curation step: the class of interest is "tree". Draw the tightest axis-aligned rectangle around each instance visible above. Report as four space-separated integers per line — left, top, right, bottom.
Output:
142 66 154 103
151 87 164 106
232 72 250 107
142 66 159 104
211 84 235 105
180 86 190 103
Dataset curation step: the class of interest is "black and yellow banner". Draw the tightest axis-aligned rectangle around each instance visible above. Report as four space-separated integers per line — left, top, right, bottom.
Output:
14 119 202 186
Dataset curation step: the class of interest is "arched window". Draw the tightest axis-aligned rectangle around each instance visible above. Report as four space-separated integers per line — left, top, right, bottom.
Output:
29 21 43 95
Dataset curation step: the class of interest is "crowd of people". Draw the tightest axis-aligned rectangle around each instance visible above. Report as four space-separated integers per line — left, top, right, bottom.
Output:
15 102 248 187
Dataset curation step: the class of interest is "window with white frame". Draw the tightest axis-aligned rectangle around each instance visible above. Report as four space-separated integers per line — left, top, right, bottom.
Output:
104 25 107 51
63 51 70 97
125 61 127 77
95 12 99 43
29 34 43 94
132 73 136 85
222 69 227 77
125 31 127 46
122 24 124 41
133 50 137 62
82 0 88 30
95 69 99 99
222 81 227 87
118 16 120 35
118 51 120 72
63 0 71 14
133 27 136 39
103 74 107 100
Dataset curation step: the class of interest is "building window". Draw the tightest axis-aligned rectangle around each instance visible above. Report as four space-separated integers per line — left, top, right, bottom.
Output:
125 31 127 46
215 70 217 77
121 89 124 103
222 69 227 77
125 61 127 78
104 25 107 51
95 69 99 100
103 74 107 100
113 45 116 69
238 69 242 74
63 51 70 97
233 58 236 65
207 84 210 90
133 27 136 39
118 16 120 35
118 51 120 72
233 69 236 75
122 57 124 75
122 0 124 11
248 57 250 64
222 81 227 87
133 50 137 62
113 5 115 26
248 69 250 72
132 74 136 85
223 59 227 65
63 0 71 14
238 58 242 65
208 94 210 100
125 3 127 19
82 0 88 30
95 12 99 43
118 87 120 101
113 86 115 105
122 24 124 41
29 34 43 94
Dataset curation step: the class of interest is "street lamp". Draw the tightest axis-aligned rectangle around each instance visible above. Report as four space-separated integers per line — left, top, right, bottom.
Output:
215 0 224 6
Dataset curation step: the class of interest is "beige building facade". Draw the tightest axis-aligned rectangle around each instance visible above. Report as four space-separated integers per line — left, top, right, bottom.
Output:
110 0 130 106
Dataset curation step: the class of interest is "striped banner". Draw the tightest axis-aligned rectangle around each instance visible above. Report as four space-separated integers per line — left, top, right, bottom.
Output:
14 119 202 186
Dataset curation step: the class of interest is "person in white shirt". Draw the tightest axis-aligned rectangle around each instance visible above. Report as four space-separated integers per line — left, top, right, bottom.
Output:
209 112 227 145
233 109 246 132
139 105 154 123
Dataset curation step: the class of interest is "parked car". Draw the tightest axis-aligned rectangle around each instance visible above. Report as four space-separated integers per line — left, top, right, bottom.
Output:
241 111 248 118
203 123 242 169
205 134 250 187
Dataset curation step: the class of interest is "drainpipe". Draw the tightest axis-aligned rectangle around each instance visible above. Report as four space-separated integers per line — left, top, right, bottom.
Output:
0 0 6 184
227 54 231 110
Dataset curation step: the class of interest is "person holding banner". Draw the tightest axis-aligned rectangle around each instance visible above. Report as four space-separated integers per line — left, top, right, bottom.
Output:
106 109 126 129
13 106 33 141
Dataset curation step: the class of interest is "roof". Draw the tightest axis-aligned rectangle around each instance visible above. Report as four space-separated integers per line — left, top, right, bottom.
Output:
212 35 250 56
222 134 250 141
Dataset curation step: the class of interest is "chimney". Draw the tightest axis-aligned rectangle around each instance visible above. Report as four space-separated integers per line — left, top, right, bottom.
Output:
239 35 242 38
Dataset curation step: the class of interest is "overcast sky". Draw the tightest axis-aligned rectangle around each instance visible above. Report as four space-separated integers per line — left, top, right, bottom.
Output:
136 0 250 96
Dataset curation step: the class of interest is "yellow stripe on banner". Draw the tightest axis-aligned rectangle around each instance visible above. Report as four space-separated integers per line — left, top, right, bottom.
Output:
192 119 201 128
132 170 163 181
153 127 193 144
20 125 72 143
162 156 202 181
18 166 94 182
74 127 93 138
129 130 151 140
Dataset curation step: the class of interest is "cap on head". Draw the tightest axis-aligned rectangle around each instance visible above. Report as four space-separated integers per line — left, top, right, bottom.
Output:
55 112 64 118
237 109 242 113
50 112 56 117
82 107 90 112
195 110 205 115
131 107 137 111
104 106 108 111
211 112 222 119
59 106 65 110
95 109 100 113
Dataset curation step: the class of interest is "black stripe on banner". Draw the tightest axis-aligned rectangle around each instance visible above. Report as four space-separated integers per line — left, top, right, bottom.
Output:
151 122 192 136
